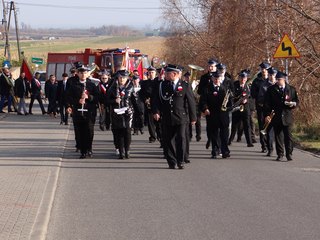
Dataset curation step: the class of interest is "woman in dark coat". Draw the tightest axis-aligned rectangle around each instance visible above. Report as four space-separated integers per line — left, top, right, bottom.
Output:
107 70 134 159
45 75 58 117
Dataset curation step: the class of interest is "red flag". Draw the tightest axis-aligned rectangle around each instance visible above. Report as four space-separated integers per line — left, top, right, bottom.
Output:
137 61 143 79
21 58 33 81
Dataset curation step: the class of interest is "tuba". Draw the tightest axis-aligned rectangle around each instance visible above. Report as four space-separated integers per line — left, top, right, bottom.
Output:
188 64 204 104
188 64 204 81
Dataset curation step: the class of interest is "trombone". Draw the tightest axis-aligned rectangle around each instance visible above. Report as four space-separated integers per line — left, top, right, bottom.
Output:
261 110 275 135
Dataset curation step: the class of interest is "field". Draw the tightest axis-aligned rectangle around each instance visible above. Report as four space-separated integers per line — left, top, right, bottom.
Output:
2 35 166 70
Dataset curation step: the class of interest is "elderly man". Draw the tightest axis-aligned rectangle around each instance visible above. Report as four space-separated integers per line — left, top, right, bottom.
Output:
0 64 14 113
264 71 299 161
152 64 196 169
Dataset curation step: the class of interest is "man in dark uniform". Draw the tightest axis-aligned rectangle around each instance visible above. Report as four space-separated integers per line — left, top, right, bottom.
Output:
67 62 82 151
66 65 99 159
57 73 69 125
200 71 232 159
257 67 277 156
228 70 253 147
140 66 159 143
251 62 270 152
152 64 197 169
198 59 218 149
28 72 46 115
264 71 299 161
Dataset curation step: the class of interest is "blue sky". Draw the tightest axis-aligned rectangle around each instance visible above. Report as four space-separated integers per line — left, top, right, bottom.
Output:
14 0 162 29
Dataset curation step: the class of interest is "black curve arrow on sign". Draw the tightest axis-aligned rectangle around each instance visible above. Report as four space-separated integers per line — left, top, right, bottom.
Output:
281 42 292 56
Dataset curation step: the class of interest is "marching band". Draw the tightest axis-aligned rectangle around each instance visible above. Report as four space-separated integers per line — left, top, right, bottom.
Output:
0 59 299 166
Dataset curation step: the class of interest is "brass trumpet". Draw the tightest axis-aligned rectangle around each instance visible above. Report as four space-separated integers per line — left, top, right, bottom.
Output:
261 110 275 135
221 89 231 111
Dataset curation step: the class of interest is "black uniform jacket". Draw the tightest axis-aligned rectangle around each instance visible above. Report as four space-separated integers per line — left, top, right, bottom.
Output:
197 72 212 95
233 80 251 114
65 78 98 121
107 80 134 129
56 80 68 105
199 83 232 128
140 78 156 102
0 73 13 96
264 84 299 126
152 79 197 126
14 77 29 98
29 78 42 96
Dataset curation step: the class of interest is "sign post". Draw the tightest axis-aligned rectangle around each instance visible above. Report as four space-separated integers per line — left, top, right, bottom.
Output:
273 34 300 82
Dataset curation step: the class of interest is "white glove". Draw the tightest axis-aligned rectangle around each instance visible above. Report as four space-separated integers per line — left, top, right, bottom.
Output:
284 101 296 107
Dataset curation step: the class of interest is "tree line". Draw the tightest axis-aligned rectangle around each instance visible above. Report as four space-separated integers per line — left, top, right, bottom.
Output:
160 0 320 126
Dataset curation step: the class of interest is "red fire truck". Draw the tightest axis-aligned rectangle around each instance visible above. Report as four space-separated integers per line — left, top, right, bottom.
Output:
46 47 150 79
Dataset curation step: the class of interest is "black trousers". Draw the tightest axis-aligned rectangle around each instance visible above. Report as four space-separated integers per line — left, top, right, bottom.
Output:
146 110 157 141
162 123 186 167
47 99 57 114
256 107 267 150
59 103 68 123
189 112 201 139
29 94 46 114
113 128 131 156
73 117 95 155
229 111 252 145
185 123 190 162
273 124 293 158
211 124 229 157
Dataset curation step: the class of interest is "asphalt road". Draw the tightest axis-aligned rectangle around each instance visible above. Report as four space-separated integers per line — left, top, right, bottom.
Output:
45 120 320 240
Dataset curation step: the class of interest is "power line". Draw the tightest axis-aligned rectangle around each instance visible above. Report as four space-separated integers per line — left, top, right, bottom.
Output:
16 2 162 10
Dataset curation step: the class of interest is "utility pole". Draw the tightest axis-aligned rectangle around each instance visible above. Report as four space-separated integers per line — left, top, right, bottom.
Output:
8 1 21 61
2 0 11 62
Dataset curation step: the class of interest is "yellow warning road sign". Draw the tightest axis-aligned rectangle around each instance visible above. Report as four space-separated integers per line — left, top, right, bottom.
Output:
273 34 300 58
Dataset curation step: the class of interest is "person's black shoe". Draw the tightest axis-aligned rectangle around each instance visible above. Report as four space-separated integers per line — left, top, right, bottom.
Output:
28 112 33 115
261 149 267 153
17 112 23 115
177 164 184 169
24 113 29 116
185 159 190 163
205 140 210 149
79 154 86 159
65 122 68 125
99 125 105 131
222 153 230 158
247 143 254 147
60 121 63 125
196 136 201 142
87 151 93 158
0 111 5 113
266 151 273 157
42 112 47 115
236 138 241 142
252 139 257 143
211 155 217 159
125 152 130 159
140 129 144 134
119 155 124 159
286 155 293 161
168 165 175 169
274 156 283 161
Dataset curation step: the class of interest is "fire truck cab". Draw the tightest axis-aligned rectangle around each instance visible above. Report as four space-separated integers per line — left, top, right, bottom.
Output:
46 47 149 80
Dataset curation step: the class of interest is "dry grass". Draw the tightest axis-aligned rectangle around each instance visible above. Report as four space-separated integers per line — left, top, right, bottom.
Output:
1 36 166 68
